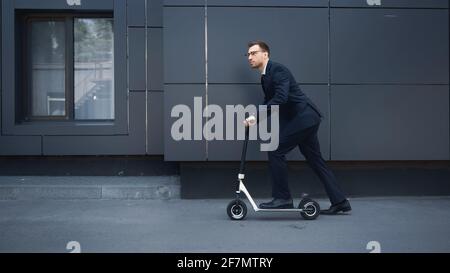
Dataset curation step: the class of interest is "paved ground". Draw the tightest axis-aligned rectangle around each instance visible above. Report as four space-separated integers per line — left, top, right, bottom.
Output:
0 196 449 253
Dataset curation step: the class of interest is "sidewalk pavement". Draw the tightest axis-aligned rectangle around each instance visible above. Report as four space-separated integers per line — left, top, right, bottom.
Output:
1 196 449 253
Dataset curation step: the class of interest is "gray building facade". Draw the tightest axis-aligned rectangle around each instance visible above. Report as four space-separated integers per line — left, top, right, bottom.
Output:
1 0 449 197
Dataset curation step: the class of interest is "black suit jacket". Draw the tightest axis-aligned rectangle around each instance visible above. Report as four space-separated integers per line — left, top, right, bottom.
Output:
261 60 323 137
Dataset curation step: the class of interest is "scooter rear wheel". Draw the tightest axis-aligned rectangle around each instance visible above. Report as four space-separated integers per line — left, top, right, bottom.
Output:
227 199 247 220
299 198 320 220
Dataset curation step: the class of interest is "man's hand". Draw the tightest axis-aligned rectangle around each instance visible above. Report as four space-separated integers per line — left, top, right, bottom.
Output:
243 115 257 127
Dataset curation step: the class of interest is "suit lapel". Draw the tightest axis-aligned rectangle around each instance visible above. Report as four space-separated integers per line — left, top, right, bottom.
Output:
261 60 272 94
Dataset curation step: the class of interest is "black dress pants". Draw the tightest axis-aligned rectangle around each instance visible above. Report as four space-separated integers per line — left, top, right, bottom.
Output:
268 123 346 205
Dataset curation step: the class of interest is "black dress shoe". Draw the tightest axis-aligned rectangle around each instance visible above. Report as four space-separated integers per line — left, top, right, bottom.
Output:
320 199 352 215
259 198 294 209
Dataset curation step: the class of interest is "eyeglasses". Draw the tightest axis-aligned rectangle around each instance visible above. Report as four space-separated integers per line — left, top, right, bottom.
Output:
245 50 263 57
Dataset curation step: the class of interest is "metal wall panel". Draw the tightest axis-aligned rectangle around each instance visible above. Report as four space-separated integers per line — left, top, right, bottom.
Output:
14 0 114 10
164 0 329 6
164 0 205 6
147 91 164 154
0 136 41 155
113 0 130 132
148 28 163 91
148 0 163 27
129 27 146 91
0 1 2 135
206 84 266 161
208 7 329 84
207 0 328 6
127 0 146 26
1 0 13 135
163 7 205 83
164 84 206 160
331 85 449 160
331 8 449 84
331 0 448 8
43 92 146 155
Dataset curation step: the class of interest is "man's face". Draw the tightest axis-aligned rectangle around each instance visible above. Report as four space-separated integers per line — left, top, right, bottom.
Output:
247 45 268 69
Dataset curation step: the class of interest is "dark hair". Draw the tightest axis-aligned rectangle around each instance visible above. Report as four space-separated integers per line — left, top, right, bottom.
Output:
248 40 270 56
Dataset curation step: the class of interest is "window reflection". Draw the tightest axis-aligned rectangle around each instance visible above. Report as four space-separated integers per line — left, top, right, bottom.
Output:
30 20 66 117
74 18 114 120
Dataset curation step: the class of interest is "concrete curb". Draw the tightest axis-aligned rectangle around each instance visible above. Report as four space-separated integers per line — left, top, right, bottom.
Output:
0 176 180 200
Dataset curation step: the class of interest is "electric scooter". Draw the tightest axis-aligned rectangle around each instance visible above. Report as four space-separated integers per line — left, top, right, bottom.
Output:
226 125 321 220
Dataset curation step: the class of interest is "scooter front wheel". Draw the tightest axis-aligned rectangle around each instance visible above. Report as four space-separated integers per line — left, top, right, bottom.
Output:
299 198 320 220
227 199 247 220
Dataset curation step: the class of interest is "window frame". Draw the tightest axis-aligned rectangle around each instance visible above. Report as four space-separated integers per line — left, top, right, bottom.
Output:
1 0 128 137
20 13 114 122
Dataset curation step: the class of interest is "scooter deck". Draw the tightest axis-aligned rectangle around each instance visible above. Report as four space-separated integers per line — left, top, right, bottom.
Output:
255 208 304 212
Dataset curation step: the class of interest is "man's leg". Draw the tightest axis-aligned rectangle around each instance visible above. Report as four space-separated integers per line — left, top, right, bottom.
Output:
298 124 347 205
268 130 310 199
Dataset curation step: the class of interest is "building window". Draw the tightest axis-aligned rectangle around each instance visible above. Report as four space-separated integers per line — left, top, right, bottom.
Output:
29 19 67 117
19 13 114 121
74 18 114 120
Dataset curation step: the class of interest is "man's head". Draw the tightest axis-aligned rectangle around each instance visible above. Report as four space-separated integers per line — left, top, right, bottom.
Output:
247 40 270 70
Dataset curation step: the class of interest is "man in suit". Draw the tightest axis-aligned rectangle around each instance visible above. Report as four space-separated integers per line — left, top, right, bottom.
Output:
244 41 351 214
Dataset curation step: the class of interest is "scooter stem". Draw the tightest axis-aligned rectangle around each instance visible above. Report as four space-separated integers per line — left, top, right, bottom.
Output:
239 126 250 175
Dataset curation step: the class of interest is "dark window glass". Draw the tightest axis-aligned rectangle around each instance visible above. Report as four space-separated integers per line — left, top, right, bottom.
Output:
74 18 114 120
21 14 114 121
30 20 66 117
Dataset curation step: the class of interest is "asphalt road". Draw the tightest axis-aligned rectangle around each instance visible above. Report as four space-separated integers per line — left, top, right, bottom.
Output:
1 196 449 253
